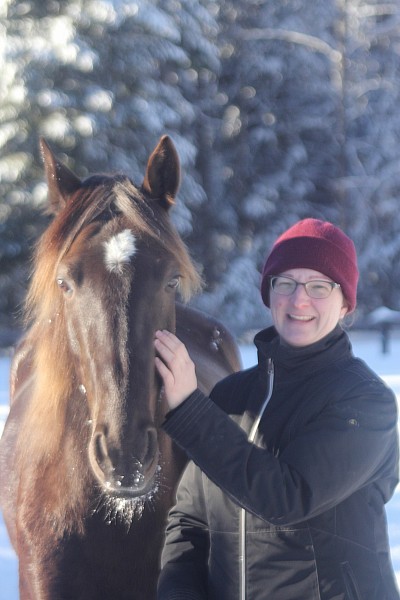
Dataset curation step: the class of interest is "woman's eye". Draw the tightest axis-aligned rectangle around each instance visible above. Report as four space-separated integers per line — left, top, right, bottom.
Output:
56 278 73 295
310 283 329 292
276 282 293 293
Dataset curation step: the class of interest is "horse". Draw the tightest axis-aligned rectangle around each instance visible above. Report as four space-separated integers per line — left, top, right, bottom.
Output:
0 135 242 599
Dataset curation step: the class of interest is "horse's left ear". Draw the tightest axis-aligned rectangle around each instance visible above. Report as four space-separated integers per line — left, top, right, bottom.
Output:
142 135 180 210
39 138 82 214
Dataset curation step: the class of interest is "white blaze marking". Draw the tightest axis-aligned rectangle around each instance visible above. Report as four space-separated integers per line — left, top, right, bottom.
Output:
104 229 136 273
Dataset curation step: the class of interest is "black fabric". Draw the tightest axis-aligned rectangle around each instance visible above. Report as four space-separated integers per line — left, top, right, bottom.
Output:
159 326 400 600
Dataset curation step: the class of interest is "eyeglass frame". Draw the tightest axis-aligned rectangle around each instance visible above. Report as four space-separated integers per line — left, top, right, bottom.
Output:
269 275 341 299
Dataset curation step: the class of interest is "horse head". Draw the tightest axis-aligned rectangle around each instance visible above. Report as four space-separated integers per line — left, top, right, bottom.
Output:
25 137 201 520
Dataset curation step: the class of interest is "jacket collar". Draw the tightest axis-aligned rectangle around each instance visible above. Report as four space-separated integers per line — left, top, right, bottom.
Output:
254 325 352 376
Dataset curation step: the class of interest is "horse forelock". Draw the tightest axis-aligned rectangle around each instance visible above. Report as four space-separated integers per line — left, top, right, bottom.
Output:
113 180 203 300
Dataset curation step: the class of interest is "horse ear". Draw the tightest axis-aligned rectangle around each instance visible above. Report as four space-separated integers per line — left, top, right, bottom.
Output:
142 135 180 209
39 138 82 214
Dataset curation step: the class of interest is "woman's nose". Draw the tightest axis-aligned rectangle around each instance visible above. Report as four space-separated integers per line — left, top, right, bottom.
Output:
291 284 310 304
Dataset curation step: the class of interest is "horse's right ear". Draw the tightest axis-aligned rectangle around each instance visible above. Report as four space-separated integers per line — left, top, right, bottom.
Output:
142 135 180 210
39 138 82 214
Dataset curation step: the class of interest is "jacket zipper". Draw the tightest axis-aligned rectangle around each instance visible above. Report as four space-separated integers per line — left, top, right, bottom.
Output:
340 561 361 600
239 358 275 600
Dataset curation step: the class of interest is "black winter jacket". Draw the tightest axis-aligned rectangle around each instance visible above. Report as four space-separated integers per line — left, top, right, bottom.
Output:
158 326 399 600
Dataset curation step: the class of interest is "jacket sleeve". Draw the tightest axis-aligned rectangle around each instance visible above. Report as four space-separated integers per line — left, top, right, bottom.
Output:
157 460 209 600
162 377 399 526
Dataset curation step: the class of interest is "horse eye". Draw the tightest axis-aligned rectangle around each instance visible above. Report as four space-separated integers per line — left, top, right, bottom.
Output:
167 276 180 290
56 278 73 295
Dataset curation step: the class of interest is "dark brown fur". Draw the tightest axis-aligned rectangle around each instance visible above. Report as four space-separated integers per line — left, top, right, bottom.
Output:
0 136 241 599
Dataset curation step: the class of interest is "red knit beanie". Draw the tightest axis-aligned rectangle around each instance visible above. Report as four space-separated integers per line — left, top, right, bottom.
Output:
261 219 359 313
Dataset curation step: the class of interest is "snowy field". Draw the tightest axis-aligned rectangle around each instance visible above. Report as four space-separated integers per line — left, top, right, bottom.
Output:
0 330 399 598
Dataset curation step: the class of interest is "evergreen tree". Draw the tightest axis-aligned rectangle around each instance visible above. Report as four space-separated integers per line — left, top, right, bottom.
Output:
194 0 400 333
336 0 400 315
0 0 220 333
194 0 346 332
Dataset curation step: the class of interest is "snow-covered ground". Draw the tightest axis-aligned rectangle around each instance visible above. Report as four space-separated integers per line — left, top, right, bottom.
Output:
0 329 399 599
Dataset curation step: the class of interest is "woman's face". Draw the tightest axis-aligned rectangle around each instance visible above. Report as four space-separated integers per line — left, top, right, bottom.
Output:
269 268 348 347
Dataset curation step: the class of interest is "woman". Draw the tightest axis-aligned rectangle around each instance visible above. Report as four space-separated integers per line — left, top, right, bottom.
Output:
154 218 400 600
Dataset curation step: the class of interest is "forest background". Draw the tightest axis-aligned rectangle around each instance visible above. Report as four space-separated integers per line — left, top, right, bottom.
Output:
1 0 400 340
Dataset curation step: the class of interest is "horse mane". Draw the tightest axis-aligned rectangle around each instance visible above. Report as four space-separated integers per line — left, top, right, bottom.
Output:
17 176 202 471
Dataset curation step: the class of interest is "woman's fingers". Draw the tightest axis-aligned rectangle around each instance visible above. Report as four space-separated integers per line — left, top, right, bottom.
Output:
154 330 182 364
155 330 188 360
154 330 197 410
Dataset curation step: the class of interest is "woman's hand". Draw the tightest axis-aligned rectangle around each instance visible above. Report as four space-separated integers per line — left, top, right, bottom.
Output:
154 330 197 410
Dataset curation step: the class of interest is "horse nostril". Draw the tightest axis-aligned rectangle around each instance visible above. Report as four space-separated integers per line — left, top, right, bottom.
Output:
143 426 158 468
92 427 117 475
94 430 109 464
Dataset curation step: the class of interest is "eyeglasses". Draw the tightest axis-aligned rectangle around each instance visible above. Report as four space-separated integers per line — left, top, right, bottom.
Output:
270 275 340 299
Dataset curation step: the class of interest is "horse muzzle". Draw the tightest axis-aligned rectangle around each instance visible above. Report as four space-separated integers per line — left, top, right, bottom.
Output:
89 425 160 498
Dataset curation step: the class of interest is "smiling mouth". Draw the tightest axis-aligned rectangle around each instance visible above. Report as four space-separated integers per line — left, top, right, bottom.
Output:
288 314 315 322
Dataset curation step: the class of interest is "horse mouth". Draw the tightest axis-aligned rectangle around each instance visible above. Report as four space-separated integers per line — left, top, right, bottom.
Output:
102 461 161 498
